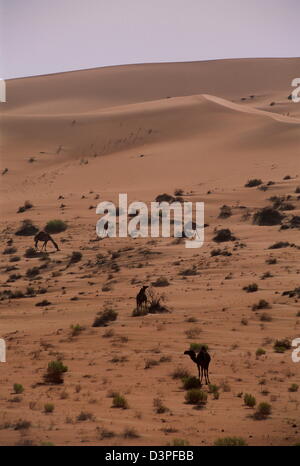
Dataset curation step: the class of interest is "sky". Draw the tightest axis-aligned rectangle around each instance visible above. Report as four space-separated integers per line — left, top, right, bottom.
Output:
0 0 299 79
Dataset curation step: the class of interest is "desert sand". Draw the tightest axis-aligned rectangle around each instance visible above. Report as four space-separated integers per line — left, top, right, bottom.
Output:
0 58 300 446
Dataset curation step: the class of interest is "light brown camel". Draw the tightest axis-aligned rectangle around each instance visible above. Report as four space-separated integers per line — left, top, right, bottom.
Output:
184 346 211 385
34 231 60 251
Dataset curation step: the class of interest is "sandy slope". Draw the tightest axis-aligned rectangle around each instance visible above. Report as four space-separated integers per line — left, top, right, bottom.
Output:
0 58 300 446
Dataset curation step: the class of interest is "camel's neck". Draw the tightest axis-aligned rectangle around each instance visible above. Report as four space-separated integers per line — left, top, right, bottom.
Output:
189 352 198 364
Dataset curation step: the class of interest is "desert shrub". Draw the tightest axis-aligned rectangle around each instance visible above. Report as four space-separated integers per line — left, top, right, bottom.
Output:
44 403 54 413
147 289 169 313
26 266 40 278
253 207 283 226
14 420 31 430
174 188 184 196
123 427 139 438
185 389 207 405
208 384 220 399
97 427 115 439
3 246 17 255
185 327 202 339
17 201 33 213
13 383 24 394
132 306 148 316
295 186 300 194
144 359 159 369
211 248 231 257
77 411 94 421
261 271 273 279
213 228 235 243
112 394 128 409
70 324 85 337
256 348 266 357
179 263 199 277
182 376 201 390
289 384 299 392
69 251 82 264
273 339 291 353
153 398 169 414
168 438 189 446
44 360 68 384
35 299 51 306
24 247 39 258
245 179 263 188
260 312 272 322
268 241 290 249
282 287 300 298
214 437 247 446
244 393 256 408
152 276 170 287
254 402 271 419
45 219 67 234
92 308 118 327
171 367 191 379
252 299 270 310
15 219 39 236
155 193 175 203
243 283 258 293
266 257 277 265
218 205 232 219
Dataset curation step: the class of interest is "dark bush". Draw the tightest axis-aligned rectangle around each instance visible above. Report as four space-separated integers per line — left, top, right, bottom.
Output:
253 207 283 226
92 308 118 327
245 179 263 188
44 360 68 384
213 229 236 243
15 219 39 236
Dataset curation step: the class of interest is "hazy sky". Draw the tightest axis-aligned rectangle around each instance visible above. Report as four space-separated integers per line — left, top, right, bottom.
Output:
0 0 299 79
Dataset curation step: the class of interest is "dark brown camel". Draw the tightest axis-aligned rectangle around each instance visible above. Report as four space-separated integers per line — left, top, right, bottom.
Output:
136 286 149 309
184 347 211 385
34 231 60 251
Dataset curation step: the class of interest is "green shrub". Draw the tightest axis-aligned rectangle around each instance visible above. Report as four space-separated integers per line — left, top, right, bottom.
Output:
44 403 54 413
168 438 189 446
45 219 67 234
182 376 201 390
112 393 128 409
190 343 209 352
244 393 256 408
254 402 271 419
171 367 191 380
70 324 85 337
13 383 24 394
288 384 299 393
214 437 248 446
44 360 68 384
256 348 266 357
185 389 207 405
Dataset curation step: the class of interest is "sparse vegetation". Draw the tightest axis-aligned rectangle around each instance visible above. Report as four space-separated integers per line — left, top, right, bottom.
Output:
254 402 271 419
185 389 207 405
214 437 247 446
243 283 258 293
245 179 263 188
15 219 39 236
13 383 24 394
92 308 118 327
244 393 256 408
213 228 236 243
253 207 283 226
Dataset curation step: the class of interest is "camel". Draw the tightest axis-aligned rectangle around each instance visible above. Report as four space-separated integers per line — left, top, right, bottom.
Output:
34 231 60 251
184 347 211 385
136 285 149 310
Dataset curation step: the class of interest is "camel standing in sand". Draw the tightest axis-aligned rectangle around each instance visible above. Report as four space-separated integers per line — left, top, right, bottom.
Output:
184 346 211 384
34 231 60 251
136 286 149 310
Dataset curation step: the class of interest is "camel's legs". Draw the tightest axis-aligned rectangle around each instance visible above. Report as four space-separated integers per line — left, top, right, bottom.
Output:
205 368 210 385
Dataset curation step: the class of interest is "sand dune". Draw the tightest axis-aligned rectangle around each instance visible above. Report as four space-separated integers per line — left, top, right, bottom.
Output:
0 58 300 446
